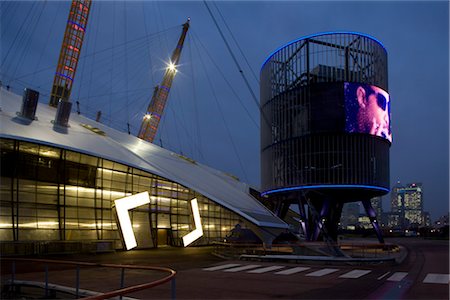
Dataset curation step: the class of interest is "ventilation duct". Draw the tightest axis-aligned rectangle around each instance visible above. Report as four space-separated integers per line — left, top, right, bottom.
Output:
19 88 39 120
54 100 72 127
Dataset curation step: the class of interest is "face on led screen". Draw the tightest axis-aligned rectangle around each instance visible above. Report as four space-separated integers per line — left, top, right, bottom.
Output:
344 82 392 143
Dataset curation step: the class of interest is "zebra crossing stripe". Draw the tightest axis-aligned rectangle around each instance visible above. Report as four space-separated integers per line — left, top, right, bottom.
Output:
306 268 339 277
202 264 241 271
386 272 408 282
247 266 285 274
339 270 371 279
377 271 390 280
275 267 311 275
423 273 450 284
223 265 262 272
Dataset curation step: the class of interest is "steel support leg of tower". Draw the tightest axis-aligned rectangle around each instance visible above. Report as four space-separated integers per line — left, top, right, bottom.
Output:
311 198 330 241
361 199 385 244
297 197 309 240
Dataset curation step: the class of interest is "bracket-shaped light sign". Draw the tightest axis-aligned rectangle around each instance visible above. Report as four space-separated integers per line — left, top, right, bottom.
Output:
182 198 203 247
115 193 202 250
114 191 150 250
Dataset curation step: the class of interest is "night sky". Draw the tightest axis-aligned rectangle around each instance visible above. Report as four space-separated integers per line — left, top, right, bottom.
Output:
1 1 448 220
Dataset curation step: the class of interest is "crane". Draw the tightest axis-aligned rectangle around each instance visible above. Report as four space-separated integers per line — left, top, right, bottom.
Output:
49 0 92 107
138 18 190 143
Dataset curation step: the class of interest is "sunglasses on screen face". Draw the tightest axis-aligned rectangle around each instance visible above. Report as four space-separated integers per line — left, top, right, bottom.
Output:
375 93 387 111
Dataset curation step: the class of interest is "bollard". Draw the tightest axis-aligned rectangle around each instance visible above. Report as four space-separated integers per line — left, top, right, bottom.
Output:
76 266 80 298
11 260 15 285
45 265 49 298
171 277 176 300
120 267 125 300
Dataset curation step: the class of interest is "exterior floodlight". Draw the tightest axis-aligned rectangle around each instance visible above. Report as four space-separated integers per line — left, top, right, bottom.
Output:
182 198 203 247
144 113 151 120
114 191 150 250
168 62 177 72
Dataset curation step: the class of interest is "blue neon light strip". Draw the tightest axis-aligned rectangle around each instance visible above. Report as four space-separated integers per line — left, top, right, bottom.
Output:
261 31 387 70
55 72 73 81
261 184 390 196
67 20 85 32
160 85 170 92
151 112 161 118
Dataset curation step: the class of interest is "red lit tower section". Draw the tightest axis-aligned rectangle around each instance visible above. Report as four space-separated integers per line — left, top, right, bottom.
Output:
49 0 92 107
138 19 190 143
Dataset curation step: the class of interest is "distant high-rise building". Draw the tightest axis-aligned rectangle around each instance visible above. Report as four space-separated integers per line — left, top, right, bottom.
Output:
422 212 431 227
341 202 360 229
390 182 424 228
371 197 383 223
435 213 449 228
387 212 402 229
403 183 423 227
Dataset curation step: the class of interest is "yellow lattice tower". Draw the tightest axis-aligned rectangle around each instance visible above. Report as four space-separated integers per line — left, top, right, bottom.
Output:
138 19 190 142
49 0 92 107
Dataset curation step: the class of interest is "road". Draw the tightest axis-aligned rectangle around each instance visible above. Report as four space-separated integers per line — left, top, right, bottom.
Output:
2 238 448 299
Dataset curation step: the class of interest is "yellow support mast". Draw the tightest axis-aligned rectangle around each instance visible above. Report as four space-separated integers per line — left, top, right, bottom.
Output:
49 0 92 107
138 18 190 143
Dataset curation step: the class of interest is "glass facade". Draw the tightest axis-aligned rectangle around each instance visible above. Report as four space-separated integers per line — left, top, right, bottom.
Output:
261 33 390 193
0 138 242 248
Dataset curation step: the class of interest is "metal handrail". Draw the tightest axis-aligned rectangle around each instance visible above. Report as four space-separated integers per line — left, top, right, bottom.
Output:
2 257 177 299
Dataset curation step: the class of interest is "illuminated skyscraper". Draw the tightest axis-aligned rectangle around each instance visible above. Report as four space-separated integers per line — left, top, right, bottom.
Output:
340 202 360 229
403 183 423 226
390 182 424 228
371 197 383 223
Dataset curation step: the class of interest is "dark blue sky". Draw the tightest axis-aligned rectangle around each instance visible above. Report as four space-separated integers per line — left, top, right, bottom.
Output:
1 1 448 220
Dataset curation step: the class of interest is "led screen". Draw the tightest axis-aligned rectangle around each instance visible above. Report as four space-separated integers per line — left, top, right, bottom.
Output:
344 82 392 142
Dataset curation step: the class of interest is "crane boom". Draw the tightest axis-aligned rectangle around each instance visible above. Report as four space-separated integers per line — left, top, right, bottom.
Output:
49 0 92 107
138 18 190 143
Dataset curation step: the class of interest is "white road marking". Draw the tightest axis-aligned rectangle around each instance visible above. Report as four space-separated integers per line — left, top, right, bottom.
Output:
247 266 285 274
339 269 372 279
386 272 408 282
223 265 262 272
306 268 339 277
423 273 450 284
377 271 390 280
275 267 311 275
202 264 241 271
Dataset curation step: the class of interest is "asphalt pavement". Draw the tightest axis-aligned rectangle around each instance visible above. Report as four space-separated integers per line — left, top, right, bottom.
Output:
1 238 448 299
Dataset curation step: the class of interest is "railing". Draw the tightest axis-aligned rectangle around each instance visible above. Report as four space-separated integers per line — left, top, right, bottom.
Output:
212 242 307 258
1 258 177 299
212 241 399 259
338 242 399 258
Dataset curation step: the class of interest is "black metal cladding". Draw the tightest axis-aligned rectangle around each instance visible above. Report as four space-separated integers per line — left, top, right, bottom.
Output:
261 33 390 194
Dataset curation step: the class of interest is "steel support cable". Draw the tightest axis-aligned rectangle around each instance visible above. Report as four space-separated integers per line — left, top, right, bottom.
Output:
169 104 186 155
212 1 259 85
141 1 156 92
0 1 15 28
123 1 130 131
203 0 270 129
191 30 259 129
109 1 117 126
7 25 174 85
10 1 47 82
31 1 60 85
169 85 195 157
3 3 41 79
85 2 101 115
187 34 205 161
1 1 36 68
195 34 249 182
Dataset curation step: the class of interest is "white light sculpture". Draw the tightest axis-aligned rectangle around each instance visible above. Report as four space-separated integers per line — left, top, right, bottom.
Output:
182 198 203 247
114 191 150 250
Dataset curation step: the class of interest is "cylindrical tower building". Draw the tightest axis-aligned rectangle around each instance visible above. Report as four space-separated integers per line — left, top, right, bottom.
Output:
260 32 391 242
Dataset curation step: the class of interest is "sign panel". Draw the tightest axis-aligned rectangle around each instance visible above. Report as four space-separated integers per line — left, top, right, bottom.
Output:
344 82 392 142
